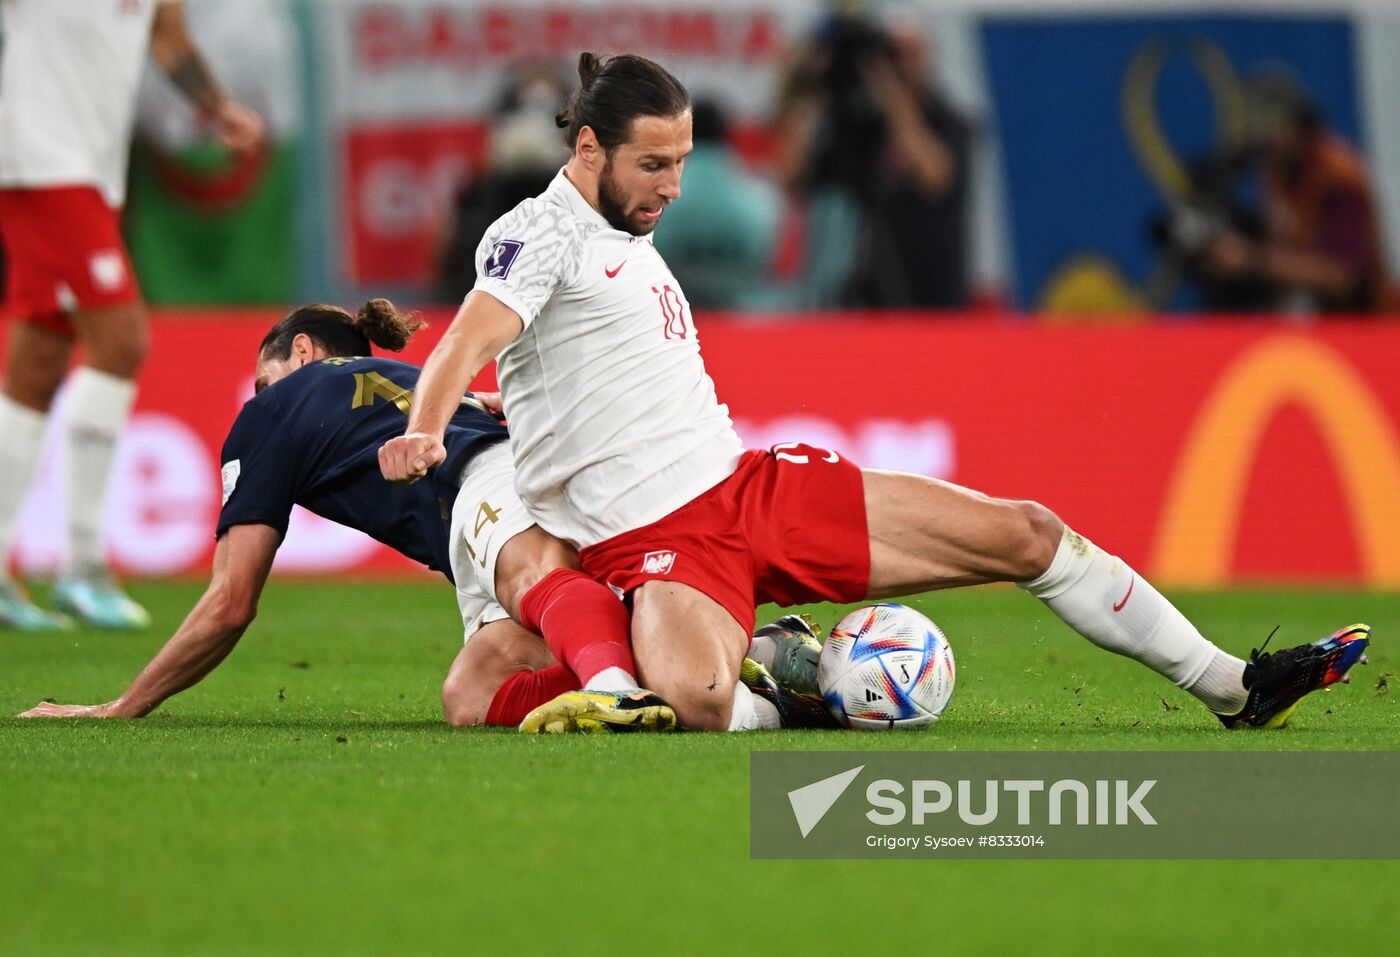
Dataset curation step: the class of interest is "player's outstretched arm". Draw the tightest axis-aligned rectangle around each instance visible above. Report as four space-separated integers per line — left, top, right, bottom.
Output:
379 291 522 483
18 525 281 719
149 1 265 156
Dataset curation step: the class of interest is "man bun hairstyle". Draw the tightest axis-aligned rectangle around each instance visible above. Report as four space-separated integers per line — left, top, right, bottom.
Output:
555 51 690 150
353 298 425 352
258 299 426 360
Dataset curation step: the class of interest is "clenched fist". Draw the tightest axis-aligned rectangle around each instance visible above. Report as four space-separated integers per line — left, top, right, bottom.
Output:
379 432 447 483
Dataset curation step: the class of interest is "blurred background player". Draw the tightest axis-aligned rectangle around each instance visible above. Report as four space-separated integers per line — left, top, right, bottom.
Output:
0 0 263 630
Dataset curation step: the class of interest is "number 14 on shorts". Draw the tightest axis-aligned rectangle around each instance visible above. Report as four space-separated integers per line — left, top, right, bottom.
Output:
463 501 501 569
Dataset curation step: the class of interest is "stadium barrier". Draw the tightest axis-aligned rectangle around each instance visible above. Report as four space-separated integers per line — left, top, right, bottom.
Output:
4 312 1397 586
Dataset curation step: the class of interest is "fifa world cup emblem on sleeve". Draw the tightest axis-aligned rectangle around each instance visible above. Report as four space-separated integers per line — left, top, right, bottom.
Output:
221 460 241 506
484 240 524 279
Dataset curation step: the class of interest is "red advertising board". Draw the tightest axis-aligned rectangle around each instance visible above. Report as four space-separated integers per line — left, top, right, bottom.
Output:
343 122 490 284
5 312 1399 587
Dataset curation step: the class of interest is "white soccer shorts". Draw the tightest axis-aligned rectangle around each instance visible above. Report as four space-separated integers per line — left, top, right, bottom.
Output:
448 440 537 642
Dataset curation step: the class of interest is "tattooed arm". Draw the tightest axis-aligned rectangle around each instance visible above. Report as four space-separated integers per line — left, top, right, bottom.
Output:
148 1 264 155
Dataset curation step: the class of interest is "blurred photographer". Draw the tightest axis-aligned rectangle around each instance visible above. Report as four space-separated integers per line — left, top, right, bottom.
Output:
773 8 971 309
1160 70 1389 316
435 67 569 303
1149 146 1272 311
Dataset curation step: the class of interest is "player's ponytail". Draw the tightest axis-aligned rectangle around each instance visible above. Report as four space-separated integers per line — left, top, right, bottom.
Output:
354 298 426 352
554 52 603 133
555 51 689 150
258 300 424 362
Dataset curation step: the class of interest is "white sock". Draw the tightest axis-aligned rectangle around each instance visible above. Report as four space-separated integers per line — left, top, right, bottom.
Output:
728 681 782 731
584 666 639 692
1020 527 1248 714
64 367 136 573
1187 650 1251 715
0 394 49 579
748 632 778 670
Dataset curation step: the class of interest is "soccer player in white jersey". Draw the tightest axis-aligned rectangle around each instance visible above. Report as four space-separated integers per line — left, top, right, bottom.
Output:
0 0 262 630
382 52 1370 733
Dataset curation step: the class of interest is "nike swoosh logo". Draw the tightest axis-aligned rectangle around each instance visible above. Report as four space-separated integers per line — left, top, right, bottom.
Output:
1112 573 1136 612
604 260 627 278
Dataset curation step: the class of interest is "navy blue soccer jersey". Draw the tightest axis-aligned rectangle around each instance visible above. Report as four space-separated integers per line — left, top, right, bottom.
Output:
217 357 508 581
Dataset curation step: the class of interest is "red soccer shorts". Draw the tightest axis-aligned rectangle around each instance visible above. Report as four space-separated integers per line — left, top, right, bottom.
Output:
579 444 871 635
0 185 140 335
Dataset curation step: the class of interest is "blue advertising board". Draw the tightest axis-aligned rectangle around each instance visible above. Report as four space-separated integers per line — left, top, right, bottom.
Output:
981 16 1361 311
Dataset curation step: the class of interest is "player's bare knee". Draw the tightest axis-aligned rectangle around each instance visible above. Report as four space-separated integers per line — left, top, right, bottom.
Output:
658 663 742 732
115 329 149 377
81 310 149 378
441 643 491 727
441 662 494 727
441 681 485 727
88 340 147 380
670 688 732 732
4 368 65 412
1010 500 1063 580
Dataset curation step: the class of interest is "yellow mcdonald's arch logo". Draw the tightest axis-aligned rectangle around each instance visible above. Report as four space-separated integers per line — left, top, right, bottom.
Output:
1152 337 1400 586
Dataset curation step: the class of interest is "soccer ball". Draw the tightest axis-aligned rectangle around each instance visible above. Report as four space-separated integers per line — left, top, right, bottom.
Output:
818 604 956 730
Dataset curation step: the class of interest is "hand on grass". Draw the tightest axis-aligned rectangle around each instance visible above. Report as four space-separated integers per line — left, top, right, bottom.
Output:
18 701 118 719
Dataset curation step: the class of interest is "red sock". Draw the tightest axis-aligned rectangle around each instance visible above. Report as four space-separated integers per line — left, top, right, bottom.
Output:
519 568 637 686
484 665 580 726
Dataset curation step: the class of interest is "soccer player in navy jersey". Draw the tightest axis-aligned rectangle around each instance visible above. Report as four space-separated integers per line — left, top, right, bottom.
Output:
18 300 682 730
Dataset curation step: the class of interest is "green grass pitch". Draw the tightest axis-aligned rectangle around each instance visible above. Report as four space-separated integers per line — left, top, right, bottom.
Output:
1 581 1395 955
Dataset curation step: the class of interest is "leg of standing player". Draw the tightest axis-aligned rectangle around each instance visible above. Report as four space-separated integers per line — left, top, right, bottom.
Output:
860 470 1250 715
48 299 152 628
0 190 79 628
63 301 149 566
0 186 149 629
0 321 74 626
0 305 151 630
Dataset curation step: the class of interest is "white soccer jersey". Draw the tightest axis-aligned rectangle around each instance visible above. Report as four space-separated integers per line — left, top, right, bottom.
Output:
0 0 172 206
472 169 744 548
